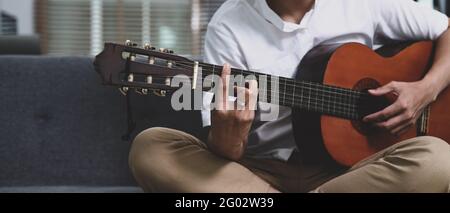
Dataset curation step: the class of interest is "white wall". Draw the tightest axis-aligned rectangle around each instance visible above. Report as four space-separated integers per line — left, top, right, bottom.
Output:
0 0 35 35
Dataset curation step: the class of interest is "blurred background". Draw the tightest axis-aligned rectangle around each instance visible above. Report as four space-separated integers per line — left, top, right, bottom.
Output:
0 0 448 57
0 0 226 57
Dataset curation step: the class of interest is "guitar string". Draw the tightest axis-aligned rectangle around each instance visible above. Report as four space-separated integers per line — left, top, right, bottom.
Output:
173 62 374 110
126 61 377 117
138 75 368 119
174 62 373 114
135 66 368 108
143 72 365 111
135 62 375 114
131 54 370 99
131 57 370 101
173 62 371 101
175 60 370 98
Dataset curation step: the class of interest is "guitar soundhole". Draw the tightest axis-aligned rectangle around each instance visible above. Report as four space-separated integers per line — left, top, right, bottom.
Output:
352 78 391 136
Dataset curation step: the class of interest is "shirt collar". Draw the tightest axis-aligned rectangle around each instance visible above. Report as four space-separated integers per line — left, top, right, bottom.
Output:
254 0 317 32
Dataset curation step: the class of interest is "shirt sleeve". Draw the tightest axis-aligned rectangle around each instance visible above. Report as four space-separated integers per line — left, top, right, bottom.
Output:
201 23 247 127
371 0 448 42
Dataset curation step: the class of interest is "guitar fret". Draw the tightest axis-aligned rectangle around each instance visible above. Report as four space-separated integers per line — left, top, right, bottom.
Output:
307 85 310 111
279 82 362 120
327 88 331 115
292 81 296 108
321 86 325 114
332 87 337 116
283 78 287 106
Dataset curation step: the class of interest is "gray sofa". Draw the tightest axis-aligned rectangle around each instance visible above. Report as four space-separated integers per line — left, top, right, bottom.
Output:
0 56 206 192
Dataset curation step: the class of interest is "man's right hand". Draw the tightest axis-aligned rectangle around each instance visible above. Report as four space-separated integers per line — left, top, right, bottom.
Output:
207 64 258 161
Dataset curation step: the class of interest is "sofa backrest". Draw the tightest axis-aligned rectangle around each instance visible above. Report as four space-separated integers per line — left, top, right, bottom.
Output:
0 56 204 187
0 36 41 55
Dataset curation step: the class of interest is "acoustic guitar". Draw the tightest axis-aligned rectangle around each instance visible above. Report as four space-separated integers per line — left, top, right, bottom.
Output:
94 40 450 166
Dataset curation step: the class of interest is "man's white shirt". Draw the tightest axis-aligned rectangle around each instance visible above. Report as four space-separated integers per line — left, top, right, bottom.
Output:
202 0 448 161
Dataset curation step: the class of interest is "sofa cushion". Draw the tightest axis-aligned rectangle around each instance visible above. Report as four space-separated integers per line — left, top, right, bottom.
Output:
0 56 204 190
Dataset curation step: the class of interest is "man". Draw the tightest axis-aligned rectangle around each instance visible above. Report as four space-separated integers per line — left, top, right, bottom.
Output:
129 0 450 192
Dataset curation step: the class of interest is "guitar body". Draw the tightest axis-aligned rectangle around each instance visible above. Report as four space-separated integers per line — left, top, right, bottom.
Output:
293 41 450 166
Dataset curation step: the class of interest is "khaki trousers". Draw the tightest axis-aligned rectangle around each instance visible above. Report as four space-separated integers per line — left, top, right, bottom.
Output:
129 127 450 193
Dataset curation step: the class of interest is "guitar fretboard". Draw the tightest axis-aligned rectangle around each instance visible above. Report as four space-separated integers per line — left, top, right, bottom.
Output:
180 61 382 120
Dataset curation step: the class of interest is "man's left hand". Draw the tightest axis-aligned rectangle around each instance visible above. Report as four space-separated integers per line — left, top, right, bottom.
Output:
363 80 439 136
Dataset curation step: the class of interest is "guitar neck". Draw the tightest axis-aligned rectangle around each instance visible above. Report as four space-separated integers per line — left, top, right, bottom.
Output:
193 62 370 121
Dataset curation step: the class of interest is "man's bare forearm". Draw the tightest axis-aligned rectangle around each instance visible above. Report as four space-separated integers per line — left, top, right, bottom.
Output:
422 20 450 99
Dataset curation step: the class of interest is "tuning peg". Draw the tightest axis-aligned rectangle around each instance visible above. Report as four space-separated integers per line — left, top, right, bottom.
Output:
146 76 153 84
119 87 129 96
125 40 137 47
153 90 167 97
135 88 149 95
127 73 134 82
160 48 172 53
119 73 134 96
165 49 175 68
144 43 156 51
148 57 155 64
144 43 156 64
125 40 137 61
135 76 152 95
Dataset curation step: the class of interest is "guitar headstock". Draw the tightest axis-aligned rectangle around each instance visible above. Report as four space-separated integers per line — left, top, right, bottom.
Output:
93 40 200 97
